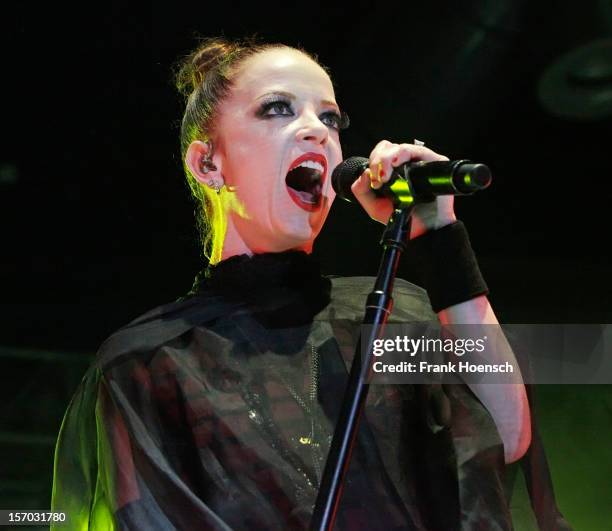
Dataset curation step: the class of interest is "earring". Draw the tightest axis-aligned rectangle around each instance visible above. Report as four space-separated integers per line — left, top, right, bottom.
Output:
200 142 218 174
207 179 222 193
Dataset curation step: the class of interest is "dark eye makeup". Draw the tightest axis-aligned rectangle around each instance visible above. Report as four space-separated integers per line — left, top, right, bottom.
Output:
255 97 350 131
321 110 350 131
256 98 294 118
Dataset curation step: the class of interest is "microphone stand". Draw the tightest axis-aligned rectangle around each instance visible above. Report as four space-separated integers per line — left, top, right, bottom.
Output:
310 203 415 530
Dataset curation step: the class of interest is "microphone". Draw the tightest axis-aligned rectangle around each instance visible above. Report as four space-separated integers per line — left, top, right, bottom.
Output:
332 156 492 207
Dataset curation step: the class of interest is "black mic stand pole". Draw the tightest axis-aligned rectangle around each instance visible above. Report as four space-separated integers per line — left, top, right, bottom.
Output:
310 202 416 531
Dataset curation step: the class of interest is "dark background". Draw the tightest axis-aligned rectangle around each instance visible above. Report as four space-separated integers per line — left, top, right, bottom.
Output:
2 0 611 527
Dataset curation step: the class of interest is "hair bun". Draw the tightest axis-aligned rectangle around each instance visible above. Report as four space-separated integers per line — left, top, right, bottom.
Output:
175 38 237 97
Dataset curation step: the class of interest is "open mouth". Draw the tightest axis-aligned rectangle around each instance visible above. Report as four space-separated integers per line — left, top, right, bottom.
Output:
285 154 326 212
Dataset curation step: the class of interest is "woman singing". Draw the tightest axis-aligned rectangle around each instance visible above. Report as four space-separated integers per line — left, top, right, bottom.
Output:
51 37 569 530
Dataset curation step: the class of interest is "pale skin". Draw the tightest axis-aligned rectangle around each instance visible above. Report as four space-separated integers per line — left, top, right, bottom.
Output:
186 48 531 463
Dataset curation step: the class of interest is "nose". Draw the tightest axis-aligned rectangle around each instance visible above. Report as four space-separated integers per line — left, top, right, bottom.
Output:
295 110 329 146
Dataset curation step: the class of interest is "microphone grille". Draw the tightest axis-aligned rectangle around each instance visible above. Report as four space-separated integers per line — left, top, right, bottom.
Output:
331 156 369 201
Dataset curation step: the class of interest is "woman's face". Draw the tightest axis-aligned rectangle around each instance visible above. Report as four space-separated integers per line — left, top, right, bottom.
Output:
213 47 344 256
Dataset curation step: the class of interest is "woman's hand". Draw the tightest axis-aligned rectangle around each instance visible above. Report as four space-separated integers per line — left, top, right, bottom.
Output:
351 140 457 238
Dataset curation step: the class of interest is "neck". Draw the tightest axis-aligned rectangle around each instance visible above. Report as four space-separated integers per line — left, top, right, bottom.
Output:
218 216 313 263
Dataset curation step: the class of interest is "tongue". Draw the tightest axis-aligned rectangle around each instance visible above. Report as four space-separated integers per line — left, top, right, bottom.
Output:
292 189 317 204
287 182 322 205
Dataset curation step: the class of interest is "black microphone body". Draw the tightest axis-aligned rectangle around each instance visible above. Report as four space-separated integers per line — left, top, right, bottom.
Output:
332 156 492 207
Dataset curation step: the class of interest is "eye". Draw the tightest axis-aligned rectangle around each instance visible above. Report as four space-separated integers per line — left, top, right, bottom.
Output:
320 111 341 130
257 99 294 118
320 110 350 131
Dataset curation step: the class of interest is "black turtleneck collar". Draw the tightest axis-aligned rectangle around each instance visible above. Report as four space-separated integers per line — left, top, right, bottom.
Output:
189 251 332 326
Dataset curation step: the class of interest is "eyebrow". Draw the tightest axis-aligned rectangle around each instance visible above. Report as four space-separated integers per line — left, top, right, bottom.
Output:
256 91 341 111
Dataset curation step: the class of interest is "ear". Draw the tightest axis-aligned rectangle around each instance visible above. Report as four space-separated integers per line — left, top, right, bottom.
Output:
185 140 225 187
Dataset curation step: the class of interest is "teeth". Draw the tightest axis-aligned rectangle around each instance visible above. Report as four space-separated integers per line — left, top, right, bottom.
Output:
294 160 324 173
